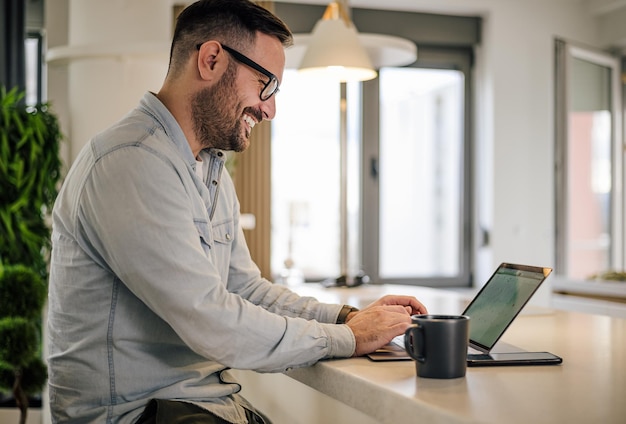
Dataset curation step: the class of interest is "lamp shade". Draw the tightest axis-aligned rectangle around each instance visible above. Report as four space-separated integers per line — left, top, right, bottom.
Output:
298 16 377 82
288 34 417 70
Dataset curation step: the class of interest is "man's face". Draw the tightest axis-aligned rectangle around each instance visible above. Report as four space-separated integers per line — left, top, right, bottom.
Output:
192 33 285 152
191 61 252 152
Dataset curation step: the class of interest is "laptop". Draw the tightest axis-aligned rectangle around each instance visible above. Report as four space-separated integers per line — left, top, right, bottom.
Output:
368 263 563 366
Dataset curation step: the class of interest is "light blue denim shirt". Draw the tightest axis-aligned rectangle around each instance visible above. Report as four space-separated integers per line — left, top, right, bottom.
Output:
47 92 355 424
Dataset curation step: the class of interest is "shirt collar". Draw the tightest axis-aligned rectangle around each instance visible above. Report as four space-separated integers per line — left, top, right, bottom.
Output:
139 91 197 168
139 92 227 170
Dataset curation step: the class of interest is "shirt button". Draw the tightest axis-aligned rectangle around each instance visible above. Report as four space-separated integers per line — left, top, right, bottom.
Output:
212 180 218 186
217 151 223 157
225 233 231 240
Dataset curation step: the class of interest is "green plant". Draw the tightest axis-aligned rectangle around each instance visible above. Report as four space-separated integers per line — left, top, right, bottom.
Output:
0 265 48 424
0 86 63 277
0 86 62 422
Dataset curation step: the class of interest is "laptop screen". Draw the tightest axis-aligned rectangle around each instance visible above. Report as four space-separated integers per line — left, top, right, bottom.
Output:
463 263 552 353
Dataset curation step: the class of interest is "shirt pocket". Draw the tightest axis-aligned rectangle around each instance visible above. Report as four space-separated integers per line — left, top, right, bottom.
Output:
212 219 235 246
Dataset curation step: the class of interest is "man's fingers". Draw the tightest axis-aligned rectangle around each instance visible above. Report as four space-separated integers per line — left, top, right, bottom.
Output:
365 295 429 316
347 306 417 356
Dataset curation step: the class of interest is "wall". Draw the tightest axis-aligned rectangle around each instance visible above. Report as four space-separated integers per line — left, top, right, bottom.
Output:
46 0 172 164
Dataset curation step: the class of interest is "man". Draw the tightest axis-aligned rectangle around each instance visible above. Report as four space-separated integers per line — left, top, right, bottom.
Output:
47 1 428 423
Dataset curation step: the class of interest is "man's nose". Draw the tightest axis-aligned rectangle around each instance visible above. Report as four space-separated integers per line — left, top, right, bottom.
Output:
260 96 277 121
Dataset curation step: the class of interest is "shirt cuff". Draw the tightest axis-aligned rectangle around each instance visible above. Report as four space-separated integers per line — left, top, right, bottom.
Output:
322 322 356 358
314 303 344 324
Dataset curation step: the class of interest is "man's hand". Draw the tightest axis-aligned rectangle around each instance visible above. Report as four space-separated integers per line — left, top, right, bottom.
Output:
362 294 428 316
344 295 428 357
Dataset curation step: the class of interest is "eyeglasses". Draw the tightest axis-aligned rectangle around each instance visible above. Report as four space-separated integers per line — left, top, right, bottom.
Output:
196 42 280 101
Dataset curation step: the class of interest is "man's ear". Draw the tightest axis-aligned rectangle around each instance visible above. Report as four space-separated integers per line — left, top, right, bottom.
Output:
197 41 227 81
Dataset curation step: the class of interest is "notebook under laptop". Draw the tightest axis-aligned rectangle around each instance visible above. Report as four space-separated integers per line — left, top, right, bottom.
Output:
368 263 563 366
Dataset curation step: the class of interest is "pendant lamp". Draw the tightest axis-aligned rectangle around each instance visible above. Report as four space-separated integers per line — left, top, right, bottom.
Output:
298 1 377 82
292 1 417 81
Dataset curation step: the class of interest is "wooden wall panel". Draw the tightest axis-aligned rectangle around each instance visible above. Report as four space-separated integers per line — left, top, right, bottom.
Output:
232 120 272 280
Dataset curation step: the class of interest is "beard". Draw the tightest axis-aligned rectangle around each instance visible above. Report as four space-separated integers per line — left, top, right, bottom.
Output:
191 62 260 152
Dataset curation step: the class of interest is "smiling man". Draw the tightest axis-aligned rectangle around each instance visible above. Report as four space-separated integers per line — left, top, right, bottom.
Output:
47 1 427 423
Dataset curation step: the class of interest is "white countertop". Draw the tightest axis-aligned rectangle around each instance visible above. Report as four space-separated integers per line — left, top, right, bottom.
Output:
281 283 626 424
551 275 626 299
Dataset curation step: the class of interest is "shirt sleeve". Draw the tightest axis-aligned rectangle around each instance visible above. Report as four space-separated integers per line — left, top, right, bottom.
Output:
78 144 355 372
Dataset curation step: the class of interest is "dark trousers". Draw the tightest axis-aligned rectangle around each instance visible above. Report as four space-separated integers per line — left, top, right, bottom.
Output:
135 399 270 424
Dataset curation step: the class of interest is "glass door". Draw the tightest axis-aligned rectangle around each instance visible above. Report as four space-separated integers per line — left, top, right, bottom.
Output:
555 40 623 279
270 70 362 283
377 67 465 280
361 47 474 287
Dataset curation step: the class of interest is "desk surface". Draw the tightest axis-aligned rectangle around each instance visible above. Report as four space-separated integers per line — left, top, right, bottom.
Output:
285 284 626 424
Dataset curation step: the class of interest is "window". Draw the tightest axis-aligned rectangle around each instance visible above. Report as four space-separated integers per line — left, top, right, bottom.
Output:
25 31 43 105
555 40 624 279
377 67 465 280
271 57 472 285
270 71 342 282
271 70 364 283
361 48 473 287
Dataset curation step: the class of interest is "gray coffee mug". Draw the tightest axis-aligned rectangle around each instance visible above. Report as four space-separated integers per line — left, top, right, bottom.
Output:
404 314 470 379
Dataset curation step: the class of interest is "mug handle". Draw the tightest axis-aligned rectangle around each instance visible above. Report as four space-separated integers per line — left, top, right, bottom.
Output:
404 324 425 363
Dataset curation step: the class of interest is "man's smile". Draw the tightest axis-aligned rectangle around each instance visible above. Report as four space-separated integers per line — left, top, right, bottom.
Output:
243 114 256 131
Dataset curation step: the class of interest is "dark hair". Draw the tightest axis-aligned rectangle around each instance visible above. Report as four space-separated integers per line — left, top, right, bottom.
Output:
168 0 292 75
